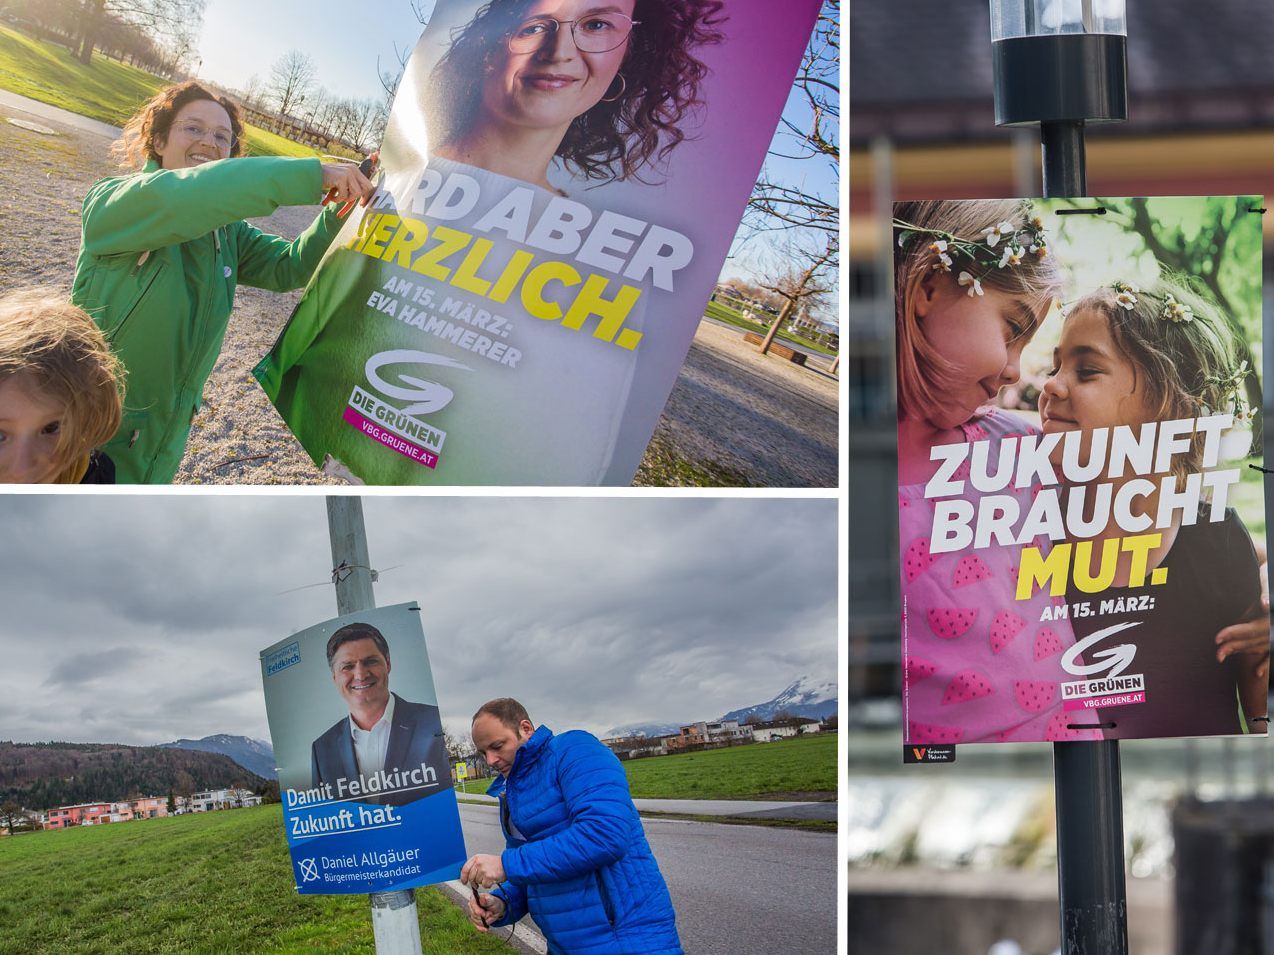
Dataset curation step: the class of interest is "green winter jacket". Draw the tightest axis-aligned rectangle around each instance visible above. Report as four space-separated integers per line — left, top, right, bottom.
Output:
72 156 345 484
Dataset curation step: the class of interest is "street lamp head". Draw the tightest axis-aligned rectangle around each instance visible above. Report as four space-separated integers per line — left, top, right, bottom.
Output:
990 0 1128 126
990 0 1126 41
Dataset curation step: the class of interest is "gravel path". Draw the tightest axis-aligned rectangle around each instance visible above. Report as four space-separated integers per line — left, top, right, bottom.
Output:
0 102 838 488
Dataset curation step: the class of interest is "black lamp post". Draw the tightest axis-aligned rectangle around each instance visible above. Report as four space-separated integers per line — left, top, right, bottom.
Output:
991 0 1127 195
990 3 1130 953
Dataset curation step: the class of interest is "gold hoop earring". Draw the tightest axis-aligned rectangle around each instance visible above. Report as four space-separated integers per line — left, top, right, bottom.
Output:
601 73 627 103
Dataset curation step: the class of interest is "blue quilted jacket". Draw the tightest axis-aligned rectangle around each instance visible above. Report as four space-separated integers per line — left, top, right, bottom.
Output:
488 726 682 955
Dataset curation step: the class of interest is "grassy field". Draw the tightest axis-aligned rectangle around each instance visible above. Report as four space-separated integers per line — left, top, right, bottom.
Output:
622 733 836 799
459 733 836 801
703 299 837 358
0 26 320 159
0 805 506 955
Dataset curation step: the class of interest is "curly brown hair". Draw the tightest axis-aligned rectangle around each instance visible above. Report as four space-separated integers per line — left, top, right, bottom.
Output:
0 289 124 483
113 81 245 170
426 0 726 183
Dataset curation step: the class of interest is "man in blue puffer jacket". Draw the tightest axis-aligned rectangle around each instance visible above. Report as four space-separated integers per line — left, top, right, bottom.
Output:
461 698 683 955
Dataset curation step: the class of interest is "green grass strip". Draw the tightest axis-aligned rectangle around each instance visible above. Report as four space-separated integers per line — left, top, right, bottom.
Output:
0 805 507 954
0 26 321 159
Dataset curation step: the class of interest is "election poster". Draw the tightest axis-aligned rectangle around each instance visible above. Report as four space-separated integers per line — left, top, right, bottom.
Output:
253 0 823 485
259 602 465 893
895 196 1269 746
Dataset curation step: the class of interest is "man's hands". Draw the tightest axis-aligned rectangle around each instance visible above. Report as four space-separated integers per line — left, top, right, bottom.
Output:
466 891 506 933
461 853 506 889
320 162 375 206
462 854 508 933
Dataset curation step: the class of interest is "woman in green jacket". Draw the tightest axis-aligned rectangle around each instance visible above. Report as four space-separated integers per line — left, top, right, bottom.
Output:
71 81 374 484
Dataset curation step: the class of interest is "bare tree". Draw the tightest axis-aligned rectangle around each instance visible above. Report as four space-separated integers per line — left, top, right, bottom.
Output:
444 731 474 763
0 800 25 834
268 49 317 120
756 235 837 356
746 0 838 237
242 73 266 111
311 91 343 139
378 0 432 104
75 0 205 67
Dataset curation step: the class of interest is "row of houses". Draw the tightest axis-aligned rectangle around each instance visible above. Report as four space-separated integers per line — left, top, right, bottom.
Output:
602 717 831 761
17 788 262 833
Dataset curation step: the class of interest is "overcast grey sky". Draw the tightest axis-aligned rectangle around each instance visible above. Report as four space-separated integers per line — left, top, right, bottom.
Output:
0 495 836 746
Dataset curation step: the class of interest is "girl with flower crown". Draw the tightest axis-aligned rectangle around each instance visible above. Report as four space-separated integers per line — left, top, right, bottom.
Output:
894 199 1107 744
894 201 1267 745
1040 276 1268 737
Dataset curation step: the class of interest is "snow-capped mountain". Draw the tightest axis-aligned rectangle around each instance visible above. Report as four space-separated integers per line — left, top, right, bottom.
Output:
604 676 838 737
603 721 683 739
158 735 277 780
719 676 838 723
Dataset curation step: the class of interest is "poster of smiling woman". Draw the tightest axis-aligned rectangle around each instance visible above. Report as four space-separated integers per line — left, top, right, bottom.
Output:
894 196 1269 748
253 0 822 485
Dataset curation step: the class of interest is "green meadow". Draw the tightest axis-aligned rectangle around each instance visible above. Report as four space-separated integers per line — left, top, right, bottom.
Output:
0 25 319 159
457 733 836 802
0 806 505 955
621 733 837 799
703 299 836 357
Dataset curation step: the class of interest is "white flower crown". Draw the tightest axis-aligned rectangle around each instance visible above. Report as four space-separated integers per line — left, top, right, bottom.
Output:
894 215 1050 297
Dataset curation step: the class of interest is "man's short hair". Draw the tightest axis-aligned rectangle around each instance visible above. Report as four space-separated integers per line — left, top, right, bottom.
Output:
326 623 391 670
472 698 531 730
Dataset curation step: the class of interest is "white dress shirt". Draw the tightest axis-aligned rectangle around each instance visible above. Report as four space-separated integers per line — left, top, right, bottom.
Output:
350 693 395 778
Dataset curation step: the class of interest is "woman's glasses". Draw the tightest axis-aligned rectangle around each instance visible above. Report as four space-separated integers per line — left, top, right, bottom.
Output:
175 122 234 152
507 14 640 54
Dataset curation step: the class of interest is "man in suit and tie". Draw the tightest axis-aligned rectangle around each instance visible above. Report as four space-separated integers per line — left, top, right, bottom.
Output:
310 621 448 806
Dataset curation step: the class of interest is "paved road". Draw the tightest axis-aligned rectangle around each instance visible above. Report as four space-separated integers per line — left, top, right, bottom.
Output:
458 802 837 954
0 89 120 138
462 791 837 822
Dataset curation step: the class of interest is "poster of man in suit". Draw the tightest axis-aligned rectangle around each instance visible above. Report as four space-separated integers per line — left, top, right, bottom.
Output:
260 602 465 894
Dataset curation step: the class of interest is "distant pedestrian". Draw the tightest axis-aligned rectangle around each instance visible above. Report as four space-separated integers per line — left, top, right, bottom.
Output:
462 697 682 954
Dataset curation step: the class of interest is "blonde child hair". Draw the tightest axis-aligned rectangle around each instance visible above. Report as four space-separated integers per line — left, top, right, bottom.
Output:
0 289 124 483
1065 275 1255 484
894 198 1062 423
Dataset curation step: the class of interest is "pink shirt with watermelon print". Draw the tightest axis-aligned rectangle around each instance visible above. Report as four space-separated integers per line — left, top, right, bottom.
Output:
899 408 1103 745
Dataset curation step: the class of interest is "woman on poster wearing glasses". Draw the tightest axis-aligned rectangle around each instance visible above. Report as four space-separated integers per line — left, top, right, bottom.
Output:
420 0 726 190
255 0 730 485
70 81 375 484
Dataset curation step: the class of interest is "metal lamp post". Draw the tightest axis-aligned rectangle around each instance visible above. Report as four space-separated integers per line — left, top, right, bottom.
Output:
989 2 1130 952
327 497 424 955
991 0 1127 195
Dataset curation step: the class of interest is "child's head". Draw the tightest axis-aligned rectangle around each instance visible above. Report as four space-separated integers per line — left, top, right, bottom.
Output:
1040 275 1248 482
0 290 124 484
895 199 1061 429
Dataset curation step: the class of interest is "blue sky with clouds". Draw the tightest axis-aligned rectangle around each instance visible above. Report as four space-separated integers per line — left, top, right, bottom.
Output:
1 495 837 747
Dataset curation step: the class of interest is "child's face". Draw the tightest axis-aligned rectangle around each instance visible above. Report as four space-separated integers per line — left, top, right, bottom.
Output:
917 278 1041 428
1039 306 1157 462
0 373 65 484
